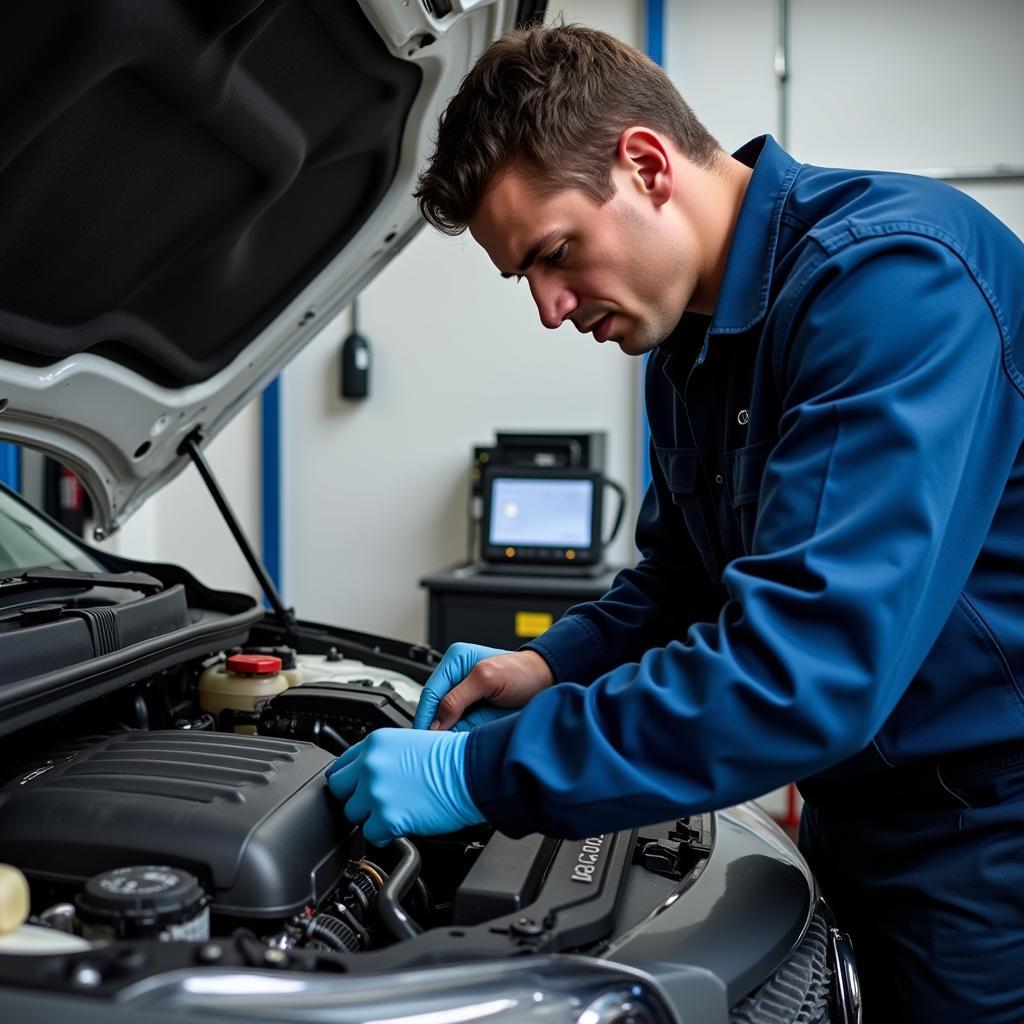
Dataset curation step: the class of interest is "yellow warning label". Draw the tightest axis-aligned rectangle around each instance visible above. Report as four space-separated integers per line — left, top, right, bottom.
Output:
515 611 553 638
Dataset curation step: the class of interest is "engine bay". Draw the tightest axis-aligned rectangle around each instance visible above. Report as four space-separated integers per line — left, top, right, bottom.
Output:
0 638 713 995
0 647 456 960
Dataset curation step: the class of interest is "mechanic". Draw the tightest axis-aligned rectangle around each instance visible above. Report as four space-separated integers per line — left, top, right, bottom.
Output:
326 23 1024 1021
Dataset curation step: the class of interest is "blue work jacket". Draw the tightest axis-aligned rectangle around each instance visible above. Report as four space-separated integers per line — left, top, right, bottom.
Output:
466 135 1024 839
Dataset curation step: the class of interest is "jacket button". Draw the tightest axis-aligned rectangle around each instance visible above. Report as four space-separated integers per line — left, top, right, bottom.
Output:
714 474 724 485
737 409 749 425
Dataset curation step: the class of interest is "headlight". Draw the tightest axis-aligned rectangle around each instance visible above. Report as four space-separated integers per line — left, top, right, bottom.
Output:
579 986 674 1024
828 926 862 1024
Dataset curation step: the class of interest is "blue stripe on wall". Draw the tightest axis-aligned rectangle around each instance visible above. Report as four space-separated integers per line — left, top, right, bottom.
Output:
645 0 664 68
640 0 665 493
261 378 282 600
0 444 20 492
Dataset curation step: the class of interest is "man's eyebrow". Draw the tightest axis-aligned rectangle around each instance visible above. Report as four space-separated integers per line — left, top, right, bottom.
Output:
499 231 558 278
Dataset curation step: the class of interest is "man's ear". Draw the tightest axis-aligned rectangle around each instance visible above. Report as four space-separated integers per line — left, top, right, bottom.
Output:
617 127 673 207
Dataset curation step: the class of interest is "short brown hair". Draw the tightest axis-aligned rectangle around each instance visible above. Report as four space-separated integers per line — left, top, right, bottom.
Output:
415 22 720 235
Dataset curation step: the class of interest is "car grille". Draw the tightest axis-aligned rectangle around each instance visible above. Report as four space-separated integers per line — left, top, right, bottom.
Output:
730 911 832 1024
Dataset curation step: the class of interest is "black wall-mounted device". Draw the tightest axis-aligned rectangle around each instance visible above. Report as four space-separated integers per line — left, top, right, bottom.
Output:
340 331 370 399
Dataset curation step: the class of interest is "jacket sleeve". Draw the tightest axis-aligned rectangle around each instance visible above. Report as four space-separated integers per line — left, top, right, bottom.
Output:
521 359 724 686
466 235 1023 838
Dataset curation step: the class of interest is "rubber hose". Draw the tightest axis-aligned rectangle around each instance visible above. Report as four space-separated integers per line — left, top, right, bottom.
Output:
377 838 423 941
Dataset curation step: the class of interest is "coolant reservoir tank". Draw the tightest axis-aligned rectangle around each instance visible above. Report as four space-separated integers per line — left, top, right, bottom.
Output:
0 864 90 954
199 654 289 733
0 863 29 935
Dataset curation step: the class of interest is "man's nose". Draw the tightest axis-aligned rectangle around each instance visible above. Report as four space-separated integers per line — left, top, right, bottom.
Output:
530 277 577 330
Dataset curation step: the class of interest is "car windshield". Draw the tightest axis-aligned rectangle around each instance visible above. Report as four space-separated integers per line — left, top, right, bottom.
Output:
0 488 102 575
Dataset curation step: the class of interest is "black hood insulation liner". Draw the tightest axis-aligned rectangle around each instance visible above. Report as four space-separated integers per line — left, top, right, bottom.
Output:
0 1 420 387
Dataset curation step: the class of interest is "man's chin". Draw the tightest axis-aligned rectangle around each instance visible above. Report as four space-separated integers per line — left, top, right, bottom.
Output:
614 330 663 357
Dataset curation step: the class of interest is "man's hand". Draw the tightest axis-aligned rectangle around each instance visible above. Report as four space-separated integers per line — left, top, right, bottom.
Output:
413 643 509 731
325 729 483 846
414 643 555 732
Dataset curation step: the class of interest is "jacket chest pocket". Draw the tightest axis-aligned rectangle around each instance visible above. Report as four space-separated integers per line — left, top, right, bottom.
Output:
725 439 773 552
654 446 725 579
655 446 698 500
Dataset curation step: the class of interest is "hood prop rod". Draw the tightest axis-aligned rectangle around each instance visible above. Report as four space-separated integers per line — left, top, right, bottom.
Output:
180 431 294 629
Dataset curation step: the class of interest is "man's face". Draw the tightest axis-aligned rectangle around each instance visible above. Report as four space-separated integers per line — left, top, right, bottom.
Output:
468 164 696 356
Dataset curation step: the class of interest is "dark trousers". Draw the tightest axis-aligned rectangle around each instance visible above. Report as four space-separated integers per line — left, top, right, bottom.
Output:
799 742 1024 1023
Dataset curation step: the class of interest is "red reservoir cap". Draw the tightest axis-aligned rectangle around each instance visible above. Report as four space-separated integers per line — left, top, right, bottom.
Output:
225 653 283 675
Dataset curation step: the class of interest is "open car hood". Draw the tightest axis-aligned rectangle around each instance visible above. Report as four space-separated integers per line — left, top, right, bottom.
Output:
0 0 539 534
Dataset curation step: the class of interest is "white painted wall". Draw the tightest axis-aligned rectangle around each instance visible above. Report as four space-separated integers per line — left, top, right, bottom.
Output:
667 0 1023 233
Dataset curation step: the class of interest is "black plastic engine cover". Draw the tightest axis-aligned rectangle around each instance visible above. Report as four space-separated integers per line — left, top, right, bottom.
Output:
0 731 356 919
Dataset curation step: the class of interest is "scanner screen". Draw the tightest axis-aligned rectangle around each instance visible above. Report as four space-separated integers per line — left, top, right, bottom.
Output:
489 477 593 547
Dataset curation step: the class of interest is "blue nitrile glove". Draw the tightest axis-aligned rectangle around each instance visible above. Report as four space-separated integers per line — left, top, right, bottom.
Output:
411 643 516 733
325 728 484 846
413 642 516 732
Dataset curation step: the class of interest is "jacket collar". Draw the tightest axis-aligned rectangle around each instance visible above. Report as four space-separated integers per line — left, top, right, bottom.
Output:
708 135 801 335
